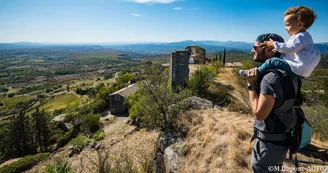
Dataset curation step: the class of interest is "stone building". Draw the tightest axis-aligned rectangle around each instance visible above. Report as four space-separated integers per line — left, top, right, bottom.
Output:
109 84 139 114
185 46 206 64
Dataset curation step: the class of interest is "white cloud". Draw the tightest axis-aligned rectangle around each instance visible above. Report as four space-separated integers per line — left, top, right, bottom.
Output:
131 13 142 17
130 0 176 4
173 7 182 10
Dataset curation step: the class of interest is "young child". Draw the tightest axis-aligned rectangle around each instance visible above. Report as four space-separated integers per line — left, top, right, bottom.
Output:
240 6 321 78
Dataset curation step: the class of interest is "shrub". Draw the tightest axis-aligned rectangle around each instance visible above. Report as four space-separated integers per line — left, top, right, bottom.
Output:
44 157 73 173
0 87 8 93
8 93 15 98
89 150 138 173
0 153 50 173
126 66 193 130
69 135 90 148
187 66 217 97
94 130 105 141
303 105 328 141
82 113 100 134
210 61 224 72
46 88 54 93
57 128 79 148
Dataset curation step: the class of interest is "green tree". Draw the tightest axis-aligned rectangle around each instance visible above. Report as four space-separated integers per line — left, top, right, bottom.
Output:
81 113 100 134
0 126 11 163
31 108 52 152
8 111 36 157
64 101 94 125
126 66 191 130
93 84 111 113
116 73 134 87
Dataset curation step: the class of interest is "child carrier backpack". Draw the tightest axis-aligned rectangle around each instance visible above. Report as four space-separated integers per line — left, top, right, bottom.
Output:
266 69 309 173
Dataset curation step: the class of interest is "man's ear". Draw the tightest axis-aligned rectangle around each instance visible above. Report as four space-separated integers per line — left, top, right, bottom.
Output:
265 47 275 57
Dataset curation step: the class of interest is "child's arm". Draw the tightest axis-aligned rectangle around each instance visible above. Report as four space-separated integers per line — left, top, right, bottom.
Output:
272 35 306 54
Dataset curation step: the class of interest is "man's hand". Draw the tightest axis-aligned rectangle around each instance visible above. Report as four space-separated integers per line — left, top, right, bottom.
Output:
247 68 258 85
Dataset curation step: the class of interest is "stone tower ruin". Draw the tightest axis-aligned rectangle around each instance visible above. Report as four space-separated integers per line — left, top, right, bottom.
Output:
170 50 189 85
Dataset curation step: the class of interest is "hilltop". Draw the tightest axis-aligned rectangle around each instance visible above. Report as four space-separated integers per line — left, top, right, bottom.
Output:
11 67 327 173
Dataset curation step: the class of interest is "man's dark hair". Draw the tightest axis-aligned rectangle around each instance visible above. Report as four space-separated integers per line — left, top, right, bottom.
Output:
256 33 285 57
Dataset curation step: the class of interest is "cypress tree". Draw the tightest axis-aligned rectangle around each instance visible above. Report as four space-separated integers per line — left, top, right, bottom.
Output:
223 48 226 65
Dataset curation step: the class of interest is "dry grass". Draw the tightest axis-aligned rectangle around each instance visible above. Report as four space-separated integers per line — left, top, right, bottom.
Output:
177 108 328 173
178 109 253 173
216 68 251 114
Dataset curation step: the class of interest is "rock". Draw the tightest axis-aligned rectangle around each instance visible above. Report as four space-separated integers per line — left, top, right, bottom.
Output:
68 145 84 157
182 96 213 110
164 142 183 173
67 146 74 151
158 131 183 153
89 141 97 149
95 144 103 150
152 130 184 173
57 147 65 152
48 145 56 152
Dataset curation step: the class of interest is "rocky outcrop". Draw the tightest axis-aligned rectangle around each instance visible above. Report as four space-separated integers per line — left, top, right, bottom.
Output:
152 130 184 173
181 96 213 110
164 142 183 173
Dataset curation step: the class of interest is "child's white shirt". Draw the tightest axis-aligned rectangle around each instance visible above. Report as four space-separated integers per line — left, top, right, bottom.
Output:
273 31 321 77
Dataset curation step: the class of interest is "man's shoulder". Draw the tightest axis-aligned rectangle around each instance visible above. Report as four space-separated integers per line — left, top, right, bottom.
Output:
261 70 282 82
260 70 296 86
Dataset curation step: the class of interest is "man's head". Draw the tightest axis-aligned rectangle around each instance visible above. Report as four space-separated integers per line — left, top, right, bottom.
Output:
252 33 285 63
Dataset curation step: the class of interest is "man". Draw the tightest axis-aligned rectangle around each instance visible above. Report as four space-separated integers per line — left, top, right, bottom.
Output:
246 33 300 173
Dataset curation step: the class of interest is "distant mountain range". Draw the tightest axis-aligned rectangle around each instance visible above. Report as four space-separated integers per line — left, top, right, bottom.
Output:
1 41 328 54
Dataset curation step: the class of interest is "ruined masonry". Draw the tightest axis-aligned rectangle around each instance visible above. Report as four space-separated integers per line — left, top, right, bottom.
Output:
170 51 189 85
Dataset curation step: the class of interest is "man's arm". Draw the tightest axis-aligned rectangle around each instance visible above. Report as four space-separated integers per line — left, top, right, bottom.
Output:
249 90 275 120
247 68 276 120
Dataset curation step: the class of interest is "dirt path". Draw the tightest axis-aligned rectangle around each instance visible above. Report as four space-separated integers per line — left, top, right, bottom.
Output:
100 109 129 122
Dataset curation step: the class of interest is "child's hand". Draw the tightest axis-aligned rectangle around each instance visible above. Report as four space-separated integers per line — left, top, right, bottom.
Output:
264 39 275 48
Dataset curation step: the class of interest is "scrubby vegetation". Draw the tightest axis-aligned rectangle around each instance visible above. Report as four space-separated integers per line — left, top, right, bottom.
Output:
94 130 105 141
125 66 192 130
44 158 73 173
0 153 50 173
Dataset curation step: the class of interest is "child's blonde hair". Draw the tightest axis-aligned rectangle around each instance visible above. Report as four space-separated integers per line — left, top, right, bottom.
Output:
284 6 317 30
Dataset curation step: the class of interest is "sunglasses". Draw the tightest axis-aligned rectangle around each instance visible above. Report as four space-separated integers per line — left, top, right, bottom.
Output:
253 45 267 50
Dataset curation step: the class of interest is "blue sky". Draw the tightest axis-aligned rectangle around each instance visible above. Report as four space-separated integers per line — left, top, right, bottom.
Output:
0 0 327 43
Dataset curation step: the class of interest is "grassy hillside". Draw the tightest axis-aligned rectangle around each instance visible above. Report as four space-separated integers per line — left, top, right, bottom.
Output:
177 109 328 173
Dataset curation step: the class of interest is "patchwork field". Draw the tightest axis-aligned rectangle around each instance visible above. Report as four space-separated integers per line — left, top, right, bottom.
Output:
39 93 79 112
0 95 33 112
